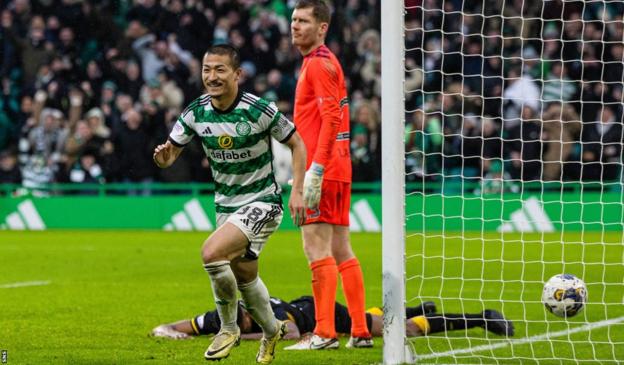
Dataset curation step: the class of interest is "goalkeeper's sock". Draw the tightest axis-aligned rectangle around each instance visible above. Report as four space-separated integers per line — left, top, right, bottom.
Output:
238 276 278 338
204 261 239 333
310 256 338 339
338 257 371 338
425 313 484 333
409 316 431 334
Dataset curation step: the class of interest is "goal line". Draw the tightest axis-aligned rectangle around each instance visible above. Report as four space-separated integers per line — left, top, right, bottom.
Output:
415 315 624 361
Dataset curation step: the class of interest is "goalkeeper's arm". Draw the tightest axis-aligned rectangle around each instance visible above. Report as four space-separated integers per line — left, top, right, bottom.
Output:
303 59 342 209
303 161 324 209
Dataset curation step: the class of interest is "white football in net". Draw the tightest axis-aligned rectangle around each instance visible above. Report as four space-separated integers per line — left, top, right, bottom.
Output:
542 274 587 318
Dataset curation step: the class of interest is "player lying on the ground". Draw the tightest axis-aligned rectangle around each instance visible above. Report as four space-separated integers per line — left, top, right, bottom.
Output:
152 296 514 340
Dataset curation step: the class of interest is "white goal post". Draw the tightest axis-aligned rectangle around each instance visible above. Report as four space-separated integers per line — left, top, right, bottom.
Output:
381 0 408 364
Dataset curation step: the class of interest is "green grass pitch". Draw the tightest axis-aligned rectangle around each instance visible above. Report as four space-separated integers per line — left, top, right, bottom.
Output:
406 232 624 364
1 231 622 364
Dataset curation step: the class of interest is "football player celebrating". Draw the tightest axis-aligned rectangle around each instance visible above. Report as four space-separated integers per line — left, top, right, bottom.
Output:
153 44 307 364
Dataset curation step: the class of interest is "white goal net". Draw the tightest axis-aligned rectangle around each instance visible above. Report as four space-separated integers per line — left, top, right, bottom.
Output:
382 1 624 364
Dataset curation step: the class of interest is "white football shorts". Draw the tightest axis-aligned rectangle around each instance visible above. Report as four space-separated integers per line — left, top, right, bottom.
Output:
216 201 283 259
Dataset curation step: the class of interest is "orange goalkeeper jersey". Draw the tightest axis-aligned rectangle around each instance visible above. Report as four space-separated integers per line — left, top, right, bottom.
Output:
294 44 351 183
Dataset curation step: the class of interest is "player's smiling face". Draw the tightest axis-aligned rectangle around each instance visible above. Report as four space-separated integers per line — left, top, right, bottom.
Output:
291 7 327 52
201 53 240 99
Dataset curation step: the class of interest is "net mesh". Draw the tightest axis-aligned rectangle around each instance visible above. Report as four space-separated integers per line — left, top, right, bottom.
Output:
401 0 624 363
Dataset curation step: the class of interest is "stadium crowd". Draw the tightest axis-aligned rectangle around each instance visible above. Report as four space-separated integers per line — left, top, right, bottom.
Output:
0 0 622 193
0 0 382 191
406 0 624 187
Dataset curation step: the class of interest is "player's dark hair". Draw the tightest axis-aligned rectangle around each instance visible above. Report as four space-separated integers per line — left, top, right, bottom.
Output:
205 44 241 70
294 0 331 25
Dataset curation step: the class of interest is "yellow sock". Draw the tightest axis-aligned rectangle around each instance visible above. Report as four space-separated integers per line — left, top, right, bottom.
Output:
410 316 430 335
366 307 384 317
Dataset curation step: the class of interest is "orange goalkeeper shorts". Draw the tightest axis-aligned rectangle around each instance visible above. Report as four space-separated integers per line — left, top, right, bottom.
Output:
304 180 350 226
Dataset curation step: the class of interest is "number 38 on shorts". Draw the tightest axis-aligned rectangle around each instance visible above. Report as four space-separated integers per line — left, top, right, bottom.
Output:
216 202 284 259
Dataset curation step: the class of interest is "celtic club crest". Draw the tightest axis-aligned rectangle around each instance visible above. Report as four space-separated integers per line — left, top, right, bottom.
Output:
236 121 251 136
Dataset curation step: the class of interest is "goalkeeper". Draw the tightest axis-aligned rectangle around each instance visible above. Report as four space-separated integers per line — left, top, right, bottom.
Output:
152 297 515 340
288 0 371 350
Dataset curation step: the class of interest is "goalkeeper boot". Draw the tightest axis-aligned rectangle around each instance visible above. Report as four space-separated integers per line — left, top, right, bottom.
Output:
421 301 437 315
284 333 339 350
256 320 288 364
345 336 374 348
204 327 241 361
482 310 515 337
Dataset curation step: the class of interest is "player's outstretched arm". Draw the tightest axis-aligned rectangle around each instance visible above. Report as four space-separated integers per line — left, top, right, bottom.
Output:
153 140 183 168
152 309 223 339
151 319 194 339
151 316 302 340
283 131 307 225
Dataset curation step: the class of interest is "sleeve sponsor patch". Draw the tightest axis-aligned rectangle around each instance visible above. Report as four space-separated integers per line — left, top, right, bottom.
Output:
173 122 184 134
271 114 295 142
170 119 194 145
278 115 290 130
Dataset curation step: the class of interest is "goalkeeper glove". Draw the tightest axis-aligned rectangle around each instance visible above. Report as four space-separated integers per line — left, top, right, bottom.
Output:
303 162 324 209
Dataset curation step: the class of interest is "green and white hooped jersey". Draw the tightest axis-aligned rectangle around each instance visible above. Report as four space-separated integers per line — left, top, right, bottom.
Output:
169 91 296 213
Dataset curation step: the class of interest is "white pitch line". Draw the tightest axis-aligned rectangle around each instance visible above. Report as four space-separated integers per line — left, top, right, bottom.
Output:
416 315 624 360
0 280 51 289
